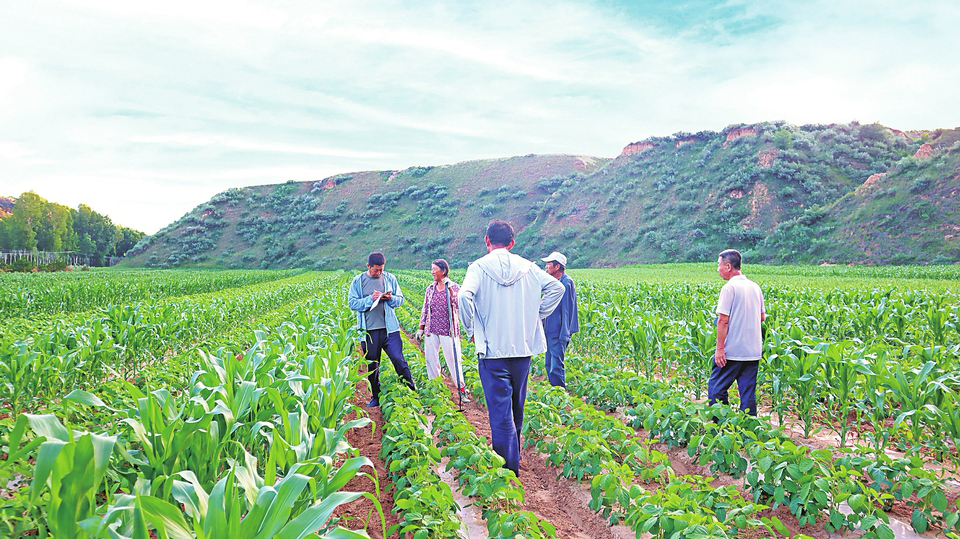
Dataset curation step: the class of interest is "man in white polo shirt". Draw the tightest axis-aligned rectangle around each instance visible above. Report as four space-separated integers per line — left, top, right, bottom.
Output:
710 249 766 416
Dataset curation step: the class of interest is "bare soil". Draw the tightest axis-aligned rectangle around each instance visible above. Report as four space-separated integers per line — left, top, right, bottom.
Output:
334 357 631 537
451 375 633 539
331 386 401 539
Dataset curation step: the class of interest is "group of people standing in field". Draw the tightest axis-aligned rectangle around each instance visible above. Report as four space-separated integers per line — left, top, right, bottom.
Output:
348 219 765 477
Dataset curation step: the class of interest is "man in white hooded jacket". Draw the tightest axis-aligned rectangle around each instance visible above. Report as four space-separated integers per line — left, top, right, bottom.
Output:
459 220 565 475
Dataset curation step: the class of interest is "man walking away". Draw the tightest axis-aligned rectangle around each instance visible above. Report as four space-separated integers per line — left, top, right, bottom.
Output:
459 220 565 475
541 251 579 388
348 252 417 408
709 249 766 416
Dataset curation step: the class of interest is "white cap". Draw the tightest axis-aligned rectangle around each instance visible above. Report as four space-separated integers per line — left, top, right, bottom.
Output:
541 251 567 266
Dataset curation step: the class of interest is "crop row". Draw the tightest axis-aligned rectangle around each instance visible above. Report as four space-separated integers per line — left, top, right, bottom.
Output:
393 286 789 539
0 268 304 320
572 280 960 460
1 283 381 538
381 302 558 538
395 269 960 537
562 353 960 537
0 272 342 416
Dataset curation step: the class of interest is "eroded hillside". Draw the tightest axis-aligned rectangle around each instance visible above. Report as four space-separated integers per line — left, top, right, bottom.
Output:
122 121 959 269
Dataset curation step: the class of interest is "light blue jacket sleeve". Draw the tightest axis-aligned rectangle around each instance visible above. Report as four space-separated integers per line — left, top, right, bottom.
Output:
458 264 480 339
348 275 374 313
385 273 404 309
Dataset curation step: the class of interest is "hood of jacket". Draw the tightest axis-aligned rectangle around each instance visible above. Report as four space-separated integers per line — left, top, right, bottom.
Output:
473 249 533 286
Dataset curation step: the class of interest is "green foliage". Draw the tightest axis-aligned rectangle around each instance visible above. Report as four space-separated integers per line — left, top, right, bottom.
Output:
123 122 960 269
1 277 379 538
0 192 143 265
774 129 793 150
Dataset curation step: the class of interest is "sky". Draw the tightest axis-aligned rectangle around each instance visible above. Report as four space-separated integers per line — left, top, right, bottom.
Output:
2 0 958 234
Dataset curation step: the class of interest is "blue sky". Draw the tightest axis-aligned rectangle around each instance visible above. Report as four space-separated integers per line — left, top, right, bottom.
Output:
2 0 958 234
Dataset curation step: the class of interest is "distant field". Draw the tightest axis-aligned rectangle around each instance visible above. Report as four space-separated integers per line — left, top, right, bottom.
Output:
2 265 959 538
566 262 960 291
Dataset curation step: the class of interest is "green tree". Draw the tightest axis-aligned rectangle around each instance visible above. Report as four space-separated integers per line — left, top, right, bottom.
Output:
78 233 96 256
774 129 794 150
74 204 122 263
5 192 44 250
116 227 145 256
35 201 74 251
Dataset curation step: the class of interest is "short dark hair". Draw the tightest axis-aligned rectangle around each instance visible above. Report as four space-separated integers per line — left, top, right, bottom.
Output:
432 258 449 277
368 252 385 266
552 262 565 273
486 220 515 247
718 249 741 270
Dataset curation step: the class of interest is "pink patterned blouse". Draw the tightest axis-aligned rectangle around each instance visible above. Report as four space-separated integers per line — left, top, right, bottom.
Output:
419 281 460 337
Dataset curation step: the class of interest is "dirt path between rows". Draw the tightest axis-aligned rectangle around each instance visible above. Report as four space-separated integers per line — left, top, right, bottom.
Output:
396 327 631 537
434 375 633 539
336 329 632 537
333 387 401 539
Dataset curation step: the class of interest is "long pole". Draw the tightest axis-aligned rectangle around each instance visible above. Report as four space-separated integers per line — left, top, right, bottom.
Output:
446 278 464 412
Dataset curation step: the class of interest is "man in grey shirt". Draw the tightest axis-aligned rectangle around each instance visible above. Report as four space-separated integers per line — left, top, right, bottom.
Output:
348 252 416 407
709 249 766 416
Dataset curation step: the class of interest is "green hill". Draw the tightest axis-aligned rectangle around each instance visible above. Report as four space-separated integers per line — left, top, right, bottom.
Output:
122 121 959 269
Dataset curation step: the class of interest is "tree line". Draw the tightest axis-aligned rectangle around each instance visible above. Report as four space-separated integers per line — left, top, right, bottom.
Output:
0 192 145 266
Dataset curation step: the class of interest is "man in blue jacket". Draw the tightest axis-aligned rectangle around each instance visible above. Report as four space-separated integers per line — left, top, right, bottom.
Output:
541 251 579 388
348 252 416 407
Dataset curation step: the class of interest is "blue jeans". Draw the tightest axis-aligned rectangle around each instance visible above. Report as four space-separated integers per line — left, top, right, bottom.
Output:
707 360 759 416
478 356 530 475
361 329 416 400
544 336 568 388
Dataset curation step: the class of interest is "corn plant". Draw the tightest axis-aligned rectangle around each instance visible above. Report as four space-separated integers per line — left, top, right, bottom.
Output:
925 305 951 347
933 399 960 468
855 352 894 453
0 339 47 416
762 326 805 427
818 341 862 447
881 359 953 450
781 342 823 438
22 413 117 539
81 468 369 539
679 312 716 400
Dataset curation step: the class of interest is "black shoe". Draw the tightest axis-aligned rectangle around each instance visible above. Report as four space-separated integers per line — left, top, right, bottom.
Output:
367 398 380 408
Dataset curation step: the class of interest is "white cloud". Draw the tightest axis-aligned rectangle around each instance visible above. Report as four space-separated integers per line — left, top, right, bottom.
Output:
0 58 30 100
1 0 959 235
129 134 397 159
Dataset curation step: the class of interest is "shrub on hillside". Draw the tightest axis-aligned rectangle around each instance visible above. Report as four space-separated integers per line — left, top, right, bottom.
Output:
536 176 565 193
910 176 933 193
210 188 246 205
684 244 715 262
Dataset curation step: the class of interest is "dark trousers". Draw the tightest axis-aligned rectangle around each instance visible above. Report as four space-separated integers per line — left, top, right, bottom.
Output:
708 360 759 416
478 356 530 475
361 329 415 400
544 336 568 388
